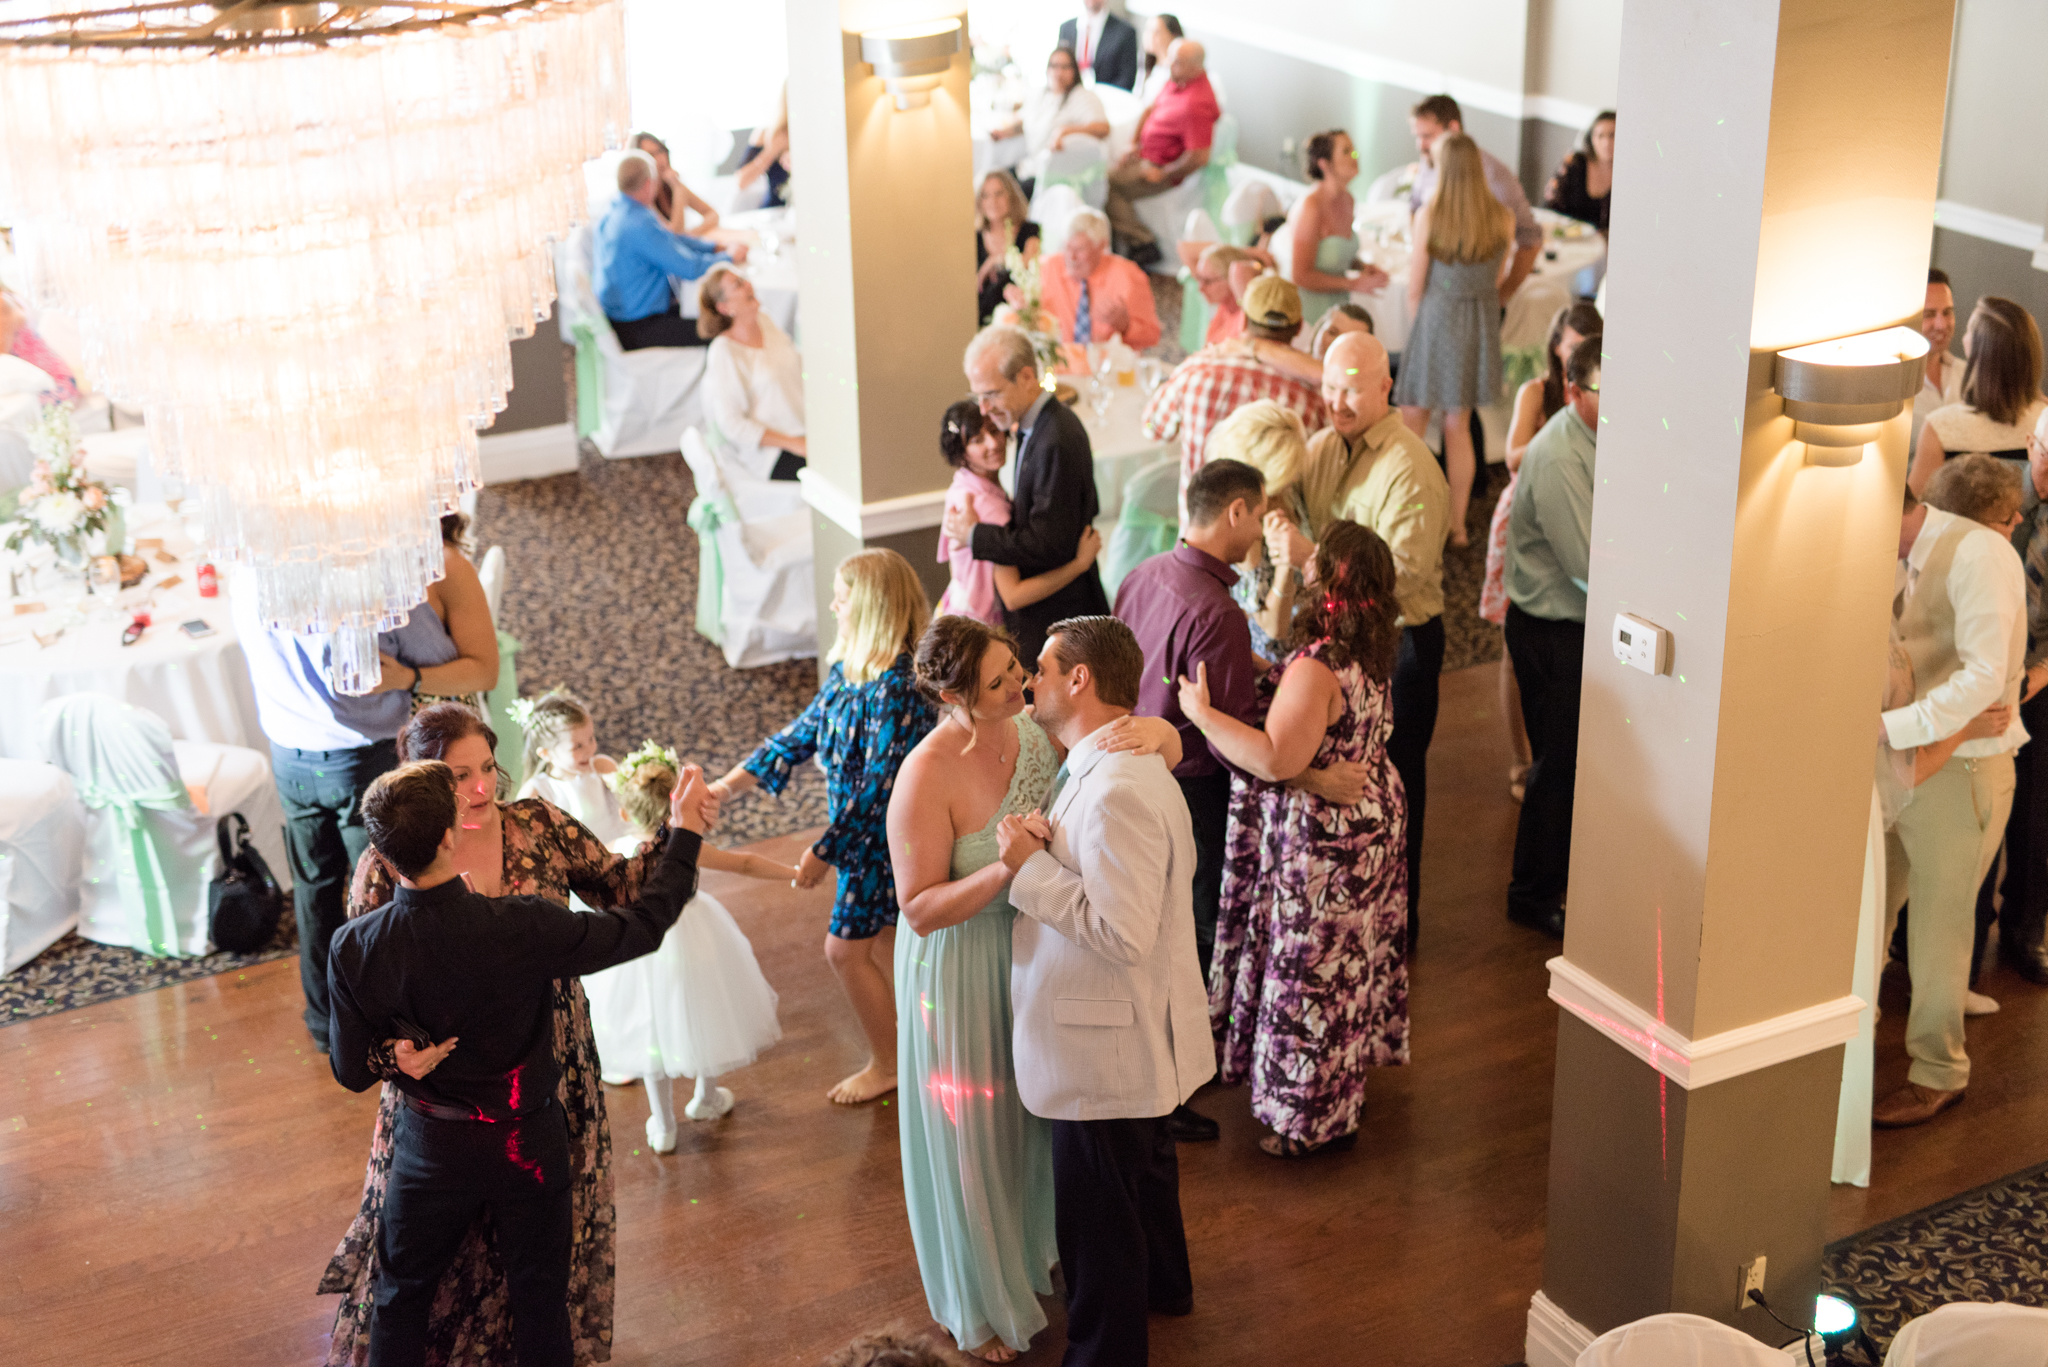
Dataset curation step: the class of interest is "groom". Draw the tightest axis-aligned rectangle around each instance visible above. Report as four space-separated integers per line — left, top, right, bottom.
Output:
1000 615 1213 1366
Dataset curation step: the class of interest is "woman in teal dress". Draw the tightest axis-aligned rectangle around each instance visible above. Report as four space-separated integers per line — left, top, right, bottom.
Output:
1286 129 1388 325
886 615 1182 1362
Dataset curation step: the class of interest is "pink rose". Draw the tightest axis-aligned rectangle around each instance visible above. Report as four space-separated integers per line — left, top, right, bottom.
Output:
82 486 106 511
24 479 49 499
31 461 49 480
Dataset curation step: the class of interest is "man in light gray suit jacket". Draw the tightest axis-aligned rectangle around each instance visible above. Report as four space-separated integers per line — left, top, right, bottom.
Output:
1000 616 1214 1367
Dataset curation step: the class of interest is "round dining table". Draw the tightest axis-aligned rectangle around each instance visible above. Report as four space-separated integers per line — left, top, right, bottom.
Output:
0 503 263 761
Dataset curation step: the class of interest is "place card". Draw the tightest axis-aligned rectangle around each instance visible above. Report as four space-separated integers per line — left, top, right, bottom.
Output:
155 575 183 592
12 602 45 616
155 549 179 564
133 537 164 552
32 628 63 648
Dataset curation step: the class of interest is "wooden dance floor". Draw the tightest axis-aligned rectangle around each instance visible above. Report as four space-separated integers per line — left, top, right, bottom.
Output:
5 664 2048 1365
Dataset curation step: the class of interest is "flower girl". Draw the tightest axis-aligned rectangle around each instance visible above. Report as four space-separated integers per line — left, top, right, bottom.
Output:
516 689 787 1152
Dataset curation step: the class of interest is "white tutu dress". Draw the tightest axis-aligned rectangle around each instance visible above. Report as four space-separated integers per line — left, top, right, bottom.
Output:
522 767 782 1081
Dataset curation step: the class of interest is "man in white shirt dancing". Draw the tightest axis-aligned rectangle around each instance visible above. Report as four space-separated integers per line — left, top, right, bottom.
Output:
1879 453 2027 1127
1001 616 1213 1366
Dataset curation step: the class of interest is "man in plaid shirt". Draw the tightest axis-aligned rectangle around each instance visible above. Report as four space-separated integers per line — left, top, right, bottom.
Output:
1141 274 1326 480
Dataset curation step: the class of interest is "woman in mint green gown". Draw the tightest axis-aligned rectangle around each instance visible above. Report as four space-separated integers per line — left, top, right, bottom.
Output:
885 616 1181 1361
1286 129 1388 325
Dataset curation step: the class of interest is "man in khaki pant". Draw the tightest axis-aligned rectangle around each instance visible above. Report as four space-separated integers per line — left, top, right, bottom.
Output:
1879 456 2028 1127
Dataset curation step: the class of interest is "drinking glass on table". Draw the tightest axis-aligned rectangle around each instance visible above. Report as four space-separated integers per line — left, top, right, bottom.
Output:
1085 377 1113 423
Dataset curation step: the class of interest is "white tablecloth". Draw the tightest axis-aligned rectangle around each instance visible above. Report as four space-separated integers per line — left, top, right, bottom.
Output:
684 207 801 343
0 504 262 761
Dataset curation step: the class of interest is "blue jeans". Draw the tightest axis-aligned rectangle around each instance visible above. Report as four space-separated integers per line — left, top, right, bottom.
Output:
271 739 397 1043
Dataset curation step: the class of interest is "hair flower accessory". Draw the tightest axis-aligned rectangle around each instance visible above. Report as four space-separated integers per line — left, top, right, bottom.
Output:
609 739 680 793
505 684 572 732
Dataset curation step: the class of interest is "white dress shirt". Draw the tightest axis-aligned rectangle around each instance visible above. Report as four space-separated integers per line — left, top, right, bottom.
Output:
704 316 805 481
1074 7 1109 72
1909 351 1962 452
1882 507 2028 756
1009 723 1214 1121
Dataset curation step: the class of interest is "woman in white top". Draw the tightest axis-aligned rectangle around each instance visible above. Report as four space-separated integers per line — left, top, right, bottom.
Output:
1909 296 2048 497
699 264 806 482
1137 14 1184 106
995 47 1109 188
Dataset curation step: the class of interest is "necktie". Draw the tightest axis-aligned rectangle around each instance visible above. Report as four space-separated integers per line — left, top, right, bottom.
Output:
1047 761 1071 808
1074 281 1091 344
1080 20 1092 68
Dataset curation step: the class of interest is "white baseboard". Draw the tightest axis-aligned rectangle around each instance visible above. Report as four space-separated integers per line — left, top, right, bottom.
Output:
1526 1291 1596 1367
477 421 580 485
1546 956 1863 1091
797 468 948 540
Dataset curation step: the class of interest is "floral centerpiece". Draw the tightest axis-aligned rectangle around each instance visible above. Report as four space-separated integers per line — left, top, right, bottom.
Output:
995 243 1069 385
4 401 125 567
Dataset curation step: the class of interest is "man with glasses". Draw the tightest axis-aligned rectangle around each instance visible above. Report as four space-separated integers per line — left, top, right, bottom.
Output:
1501 338 1602 939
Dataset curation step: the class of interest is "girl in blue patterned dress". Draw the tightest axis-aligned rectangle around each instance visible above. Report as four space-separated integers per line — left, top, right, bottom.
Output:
1179 520 1411 1158
713 549 937 1105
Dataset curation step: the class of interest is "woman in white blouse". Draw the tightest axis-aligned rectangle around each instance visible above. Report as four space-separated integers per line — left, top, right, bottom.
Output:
1908 297 2048 497
699 265 806 482
993 47 1110 190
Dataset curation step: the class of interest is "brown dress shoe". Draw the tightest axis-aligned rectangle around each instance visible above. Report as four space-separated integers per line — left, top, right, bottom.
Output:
1872 1082 1965 1128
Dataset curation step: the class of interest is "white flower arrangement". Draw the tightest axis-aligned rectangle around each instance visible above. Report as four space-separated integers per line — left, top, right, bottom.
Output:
4 402 125 561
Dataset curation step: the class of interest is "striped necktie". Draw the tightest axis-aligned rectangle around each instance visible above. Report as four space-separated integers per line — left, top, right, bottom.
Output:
1074 281 1091 344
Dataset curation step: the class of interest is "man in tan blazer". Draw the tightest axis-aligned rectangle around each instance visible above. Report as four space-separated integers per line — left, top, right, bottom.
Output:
1003 615 1212 1367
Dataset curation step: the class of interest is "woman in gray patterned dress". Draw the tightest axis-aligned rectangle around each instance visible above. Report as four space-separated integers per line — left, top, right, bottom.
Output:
1178 521 1410 1158
1392 131 1513 547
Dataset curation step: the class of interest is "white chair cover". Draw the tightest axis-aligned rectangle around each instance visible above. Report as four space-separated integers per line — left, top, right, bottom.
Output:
1031 184 1087 251
1034 134 1110 212
1575 1313 1788 1367
171 739 289 895
555 226 709 460
680 428 816 670
0 758 86 973
477 545 507 621
1220 180 1281 234
1363 162 1418 204
37 693 277 957
1885 1303 2048 1366
1182 209 1219 247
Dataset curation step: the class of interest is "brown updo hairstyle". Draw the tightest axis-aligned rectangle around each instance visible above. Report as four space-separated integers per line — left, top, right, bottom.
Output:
914 614 1022 751
696 264 743 341
440 511 472 551
1302 128 1347 182
397 701 508 799
1289 519 1400 684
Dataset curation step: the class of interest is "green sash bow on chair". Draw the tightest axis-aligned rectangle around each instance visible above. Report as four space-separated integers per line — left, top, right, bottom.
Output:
1103 505 1182 598
572 321 604 438
1042 159 1107 198
1179 271 1211 354
485 628 525 792
73 775 190 958
686 489 740 645
1201 116 1241 241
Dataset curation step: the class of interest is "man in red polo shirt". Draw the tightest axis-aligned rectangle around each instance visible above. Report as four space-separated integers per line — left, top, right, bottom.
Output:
1105 40 1220 267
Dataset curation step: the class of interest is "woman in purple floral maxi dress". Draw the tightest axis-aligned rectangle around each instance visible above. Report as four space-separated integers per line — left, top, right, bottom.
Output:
1179 520 1411 1157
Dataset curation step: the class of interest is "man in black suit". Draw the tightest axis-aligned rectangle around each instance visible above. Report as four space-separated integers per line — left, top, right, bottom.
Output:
1057 0 1138 93
327 759 711 1367
946 325 1109 664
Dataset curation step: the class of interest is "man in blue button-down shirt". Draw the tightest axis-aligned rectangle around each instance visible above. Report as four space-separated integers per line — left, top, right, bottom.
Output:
1502 338 1600 940
595 151 739 349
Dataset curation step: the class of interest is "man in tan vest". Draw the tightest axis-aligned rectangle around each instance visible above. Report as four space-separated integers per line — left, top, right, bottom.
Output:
1879 454 2027 1127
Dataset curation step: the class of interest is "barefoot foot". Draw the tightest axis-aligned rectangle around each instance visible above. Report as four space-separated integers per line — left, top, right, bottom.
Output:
966 1337 1019 1363
826 1063 897 1105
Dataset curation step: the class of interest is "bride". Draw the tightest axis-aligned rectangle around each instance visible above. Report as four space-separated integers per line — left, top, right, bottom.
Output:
885 615 1182 1361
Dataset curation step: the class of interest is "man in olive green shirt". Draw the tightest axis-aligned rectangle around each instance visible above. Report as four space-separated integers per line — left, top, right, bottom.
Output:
1296 331 1450 942
1501 340 1600 939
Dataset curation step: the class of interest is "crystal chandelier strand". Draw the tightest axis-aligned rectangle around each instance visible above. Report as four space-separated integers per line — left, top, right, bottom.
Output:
0 2 628 691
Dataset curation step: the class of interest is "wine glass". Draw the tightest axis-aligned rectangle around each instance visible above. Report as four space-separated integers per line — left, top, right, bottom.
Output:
1085 378 1113 424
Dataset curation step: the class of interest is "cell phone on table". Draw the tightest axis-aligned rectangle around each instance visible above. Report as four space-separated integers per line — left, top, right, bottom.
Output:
180 619 216 638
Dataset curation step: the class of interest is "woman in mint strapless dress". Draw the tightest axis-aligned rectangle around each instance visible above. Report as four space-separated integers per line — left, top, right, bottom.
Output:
1286 129 1390 326
886 616 1183 1362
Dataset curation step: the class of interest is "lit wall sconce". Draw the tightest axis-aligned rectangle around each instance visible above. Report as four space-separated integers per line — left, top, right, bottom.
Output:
859 18 963 109
1773 325 1928 466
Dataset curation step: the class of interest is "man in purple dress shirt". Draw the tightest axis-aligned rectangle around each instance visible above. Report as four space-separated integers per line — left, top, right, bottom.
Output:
1115 459 1365 1143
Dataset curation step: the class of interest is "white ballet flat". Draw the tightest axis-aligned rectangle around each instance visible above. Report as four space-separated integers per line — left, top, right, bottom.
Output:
1965 991 2001 1017
602 1073 634 1086
684 1086 735 1122
645 1116 678 1154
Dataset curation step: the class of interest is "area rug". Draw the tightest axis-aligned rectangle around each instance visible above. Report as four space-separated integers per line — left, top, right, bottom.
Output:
1823 1158 2048 1356
1 914 299 1026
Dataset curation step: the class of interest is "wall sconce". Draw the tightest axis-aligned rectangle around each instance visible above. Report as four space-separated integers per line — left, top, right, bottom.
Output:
859 18 963 109
1773 325 1928 467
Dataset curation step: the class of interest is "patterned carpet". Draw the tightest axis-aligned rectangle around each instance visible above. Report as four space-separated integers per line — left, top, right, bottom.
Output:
2 914 300 1026
1823 1159 2048 1358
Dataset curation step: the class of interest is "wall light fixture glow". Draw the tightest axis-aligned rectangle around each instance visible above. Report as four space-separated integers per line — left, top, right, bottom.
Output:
1773 325 1929 466
858 18 962 109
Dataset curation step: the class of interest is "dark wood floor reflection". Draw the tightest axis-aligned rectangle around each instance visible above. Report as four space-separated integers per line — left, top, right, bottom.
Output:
4 664 2046 1366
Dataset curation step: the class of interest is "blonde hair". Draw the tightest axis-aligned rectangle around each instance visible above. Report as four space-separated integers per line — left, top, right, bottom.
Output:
1204 399 1341 535
1424 133 1513 265
829 549 932 684
976 171 1031 237
519 687 593 784
615 760 676 836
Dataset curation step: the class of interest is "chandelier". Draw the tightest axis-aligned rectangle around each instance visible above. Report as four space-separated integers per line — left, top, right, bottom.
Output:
0 2 627 691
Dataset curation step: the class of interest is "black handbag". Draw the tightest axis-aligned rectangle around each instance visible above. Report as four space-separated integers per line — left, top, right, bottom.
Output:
209 812 285 954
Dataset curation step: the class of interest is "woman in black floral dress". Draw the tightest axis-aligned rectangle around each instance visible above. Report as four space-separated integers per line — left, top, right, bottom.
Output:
319 703 666 1365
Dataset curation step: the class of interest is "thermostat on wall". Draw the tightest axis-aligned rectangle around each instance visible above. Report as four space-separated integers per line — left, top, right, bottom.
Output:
1613 612 1672 676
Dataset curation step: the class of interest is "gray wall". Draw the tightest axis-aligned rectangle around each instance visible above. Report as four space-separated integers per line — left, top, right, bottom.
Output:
482 312 569 434
1931 227 2048 382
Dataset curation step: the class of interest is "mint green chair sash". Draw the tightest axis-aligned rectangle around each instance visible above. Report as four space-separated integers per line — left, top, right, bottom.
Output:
1179 271 1211 354
686 488 740 644
485 628 525 792
1042 159 1107 197
76 778 188 957
1200 115 1241 238
1103 505 1180 599
572 321 603 438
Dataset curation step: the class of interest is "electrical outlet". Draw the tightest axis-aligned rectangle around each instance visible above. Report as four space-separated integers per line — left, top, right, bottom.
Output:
1738 1255 1767 1312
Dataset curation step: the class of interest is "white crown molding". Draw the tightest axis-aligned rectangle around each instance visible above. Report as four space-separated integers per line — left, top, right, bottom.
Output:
797 468 947 540
1546 956 1863 1091
476 421 579 485
1932 199 2047 254
1526 1292 1597 1367
1124 2 1602 130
